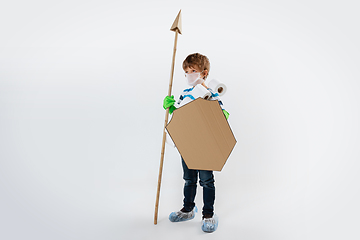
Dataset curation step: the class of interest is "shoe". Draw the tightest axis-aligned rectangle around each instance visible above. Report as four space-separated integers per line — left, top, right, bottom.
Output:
201 214 218 233
169 206 198 222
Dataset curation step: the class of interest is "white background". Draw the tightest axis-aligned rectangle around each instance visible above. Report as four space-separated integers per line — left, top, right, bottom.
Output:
1 0 359 239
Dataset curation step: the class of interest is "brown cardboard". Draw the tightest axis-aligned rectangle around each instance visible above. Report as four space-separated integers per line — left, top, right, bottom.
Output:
166 98 236 171
170 10 182 34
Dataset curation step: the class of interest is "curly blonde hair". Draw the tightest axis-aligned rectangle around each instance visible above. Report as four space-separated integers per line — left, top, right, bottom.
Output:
182 53 210 79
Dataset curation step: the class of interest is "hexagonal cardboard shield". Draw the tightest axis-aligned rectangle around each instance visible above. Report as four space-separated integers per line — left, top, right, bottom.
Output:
166 98 236 171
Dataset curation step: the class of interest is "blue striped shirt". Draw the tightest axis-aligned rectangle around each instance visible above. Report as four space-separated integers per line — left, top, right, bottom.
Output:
175 86 225 111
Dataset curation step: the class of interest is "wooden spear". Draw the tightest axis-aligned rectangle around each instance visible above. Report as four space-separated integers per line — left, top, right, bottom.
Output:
154 10 182 225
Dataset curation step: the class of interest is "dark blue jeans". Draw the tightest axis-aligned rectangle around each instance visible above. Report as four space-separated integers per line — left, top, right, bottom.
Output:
181 157 215 217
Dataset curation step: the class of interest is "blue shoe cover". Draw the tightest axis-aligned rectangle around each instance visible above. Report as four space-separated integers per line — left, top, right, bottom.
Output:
201 214 219 233
169 206 198 222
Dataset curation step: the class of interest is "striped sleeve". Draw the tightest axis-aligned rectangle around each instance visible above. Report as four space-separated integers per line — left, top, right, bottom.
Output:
176 87 195 108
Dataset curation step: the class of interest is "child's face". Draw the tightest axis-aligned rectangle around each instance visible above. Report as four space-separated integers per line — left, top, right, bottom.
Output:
184 66 208 86
184 66 207 79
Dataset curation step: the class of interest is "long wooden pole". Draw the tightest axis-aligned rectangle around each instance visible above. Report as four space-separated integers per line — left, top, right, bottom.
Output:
154 30 179 225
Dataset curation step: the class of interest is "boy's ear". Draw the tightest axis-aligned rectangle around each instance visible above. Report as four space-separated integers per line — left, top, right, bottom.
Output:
203 70 208 78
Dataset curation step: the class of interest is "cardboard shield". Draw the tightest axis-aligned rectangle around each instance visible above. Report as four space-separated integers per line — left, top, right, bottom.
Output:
166 98 236 171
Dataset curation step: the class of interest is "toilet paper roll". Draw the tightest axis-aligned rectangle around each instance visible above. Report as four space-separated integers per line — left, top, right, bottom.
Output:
177 84 212 108
208 79 227 96
191 84 212 100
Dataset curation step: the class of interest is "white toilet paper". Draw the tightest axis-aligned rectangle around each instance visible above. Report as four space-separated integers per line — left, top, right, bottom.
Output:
192 84 212 100
177 84 212 108
208 79 227 96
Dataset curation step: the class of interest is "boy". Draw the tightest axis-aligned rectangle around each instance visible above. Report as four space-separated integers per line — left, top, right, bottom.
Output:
163 53 229 233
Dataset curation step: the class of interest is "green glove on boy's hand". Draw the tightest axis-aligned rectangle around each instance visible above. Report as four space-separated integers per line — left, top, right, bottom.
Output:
223 110 229 120
163 95 177 114
163 95 175 109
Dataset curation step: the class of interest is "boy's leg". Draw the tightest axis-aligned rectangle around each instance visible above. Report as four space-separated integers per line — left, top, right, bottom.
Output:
199 170 215 217
181 157 198 212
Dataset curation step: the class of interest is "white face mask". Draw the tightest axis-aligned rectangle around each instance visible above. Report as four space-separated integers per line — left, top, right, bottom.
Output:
185 72 204 86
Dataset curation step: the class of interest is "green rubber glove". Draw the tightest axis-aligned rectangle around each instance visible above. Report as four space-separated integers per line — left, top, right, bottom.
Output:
163 95 177 114
169 105 176 114
163 95 175 109
223 110 229 120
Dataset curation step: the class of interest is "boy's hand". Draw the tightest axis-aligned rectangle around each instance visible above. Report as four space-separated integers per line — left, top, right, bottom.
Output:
223 110 229 120
163 95 175 109
163 95 177 114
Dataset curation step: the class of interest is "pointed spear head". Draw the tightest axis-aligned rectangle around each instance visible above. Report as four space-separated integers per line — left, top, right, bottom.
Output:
170 10 182 34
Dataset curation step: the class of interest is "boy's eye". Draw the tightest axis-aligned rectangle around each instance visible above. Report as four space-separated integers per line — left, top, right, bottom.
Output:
192 70 196 72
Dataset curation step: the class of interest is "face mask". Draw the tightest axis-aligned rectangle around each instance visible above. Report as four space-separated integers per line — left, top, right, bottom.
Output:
185 72 204 86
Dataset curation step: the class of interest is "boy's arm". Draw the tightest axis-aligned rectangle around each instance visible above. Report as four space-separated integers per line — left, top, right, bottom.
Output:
208 89 230 119
163 88 187 114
